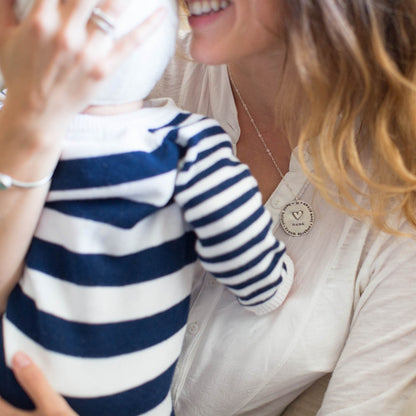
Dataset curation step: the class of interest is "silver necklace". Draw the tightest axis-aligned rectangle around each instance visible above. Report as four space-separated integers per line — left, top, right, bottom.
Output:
228 70 314 237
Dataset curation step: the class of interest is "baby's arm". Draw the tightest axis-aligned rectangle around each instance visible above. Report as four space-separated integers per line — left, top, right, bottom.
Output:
174 114 294 315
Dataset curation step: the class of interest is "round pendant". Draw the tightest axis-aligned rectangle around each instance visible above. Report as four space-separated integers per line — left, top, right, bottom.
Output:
280 200 314 237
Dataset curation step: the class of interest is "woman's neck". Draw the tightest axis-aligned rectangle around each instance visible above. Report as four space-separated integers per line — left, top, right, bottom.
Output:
228 50 302 137
228 58 282 126
228 52 303 202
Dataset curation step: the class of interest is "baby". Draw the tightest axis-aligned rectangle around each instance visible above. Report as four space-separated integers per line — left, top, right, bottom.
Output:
0 1 293 415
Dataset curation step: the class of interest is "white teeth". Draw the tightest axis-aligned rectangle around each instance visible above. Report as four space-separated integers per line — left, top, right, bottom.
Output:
202 1 211 13
188 0 231 16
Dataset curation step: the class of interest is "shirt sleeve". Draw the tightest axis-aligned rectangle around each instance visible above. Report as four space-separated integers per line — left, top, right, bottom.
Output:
173 114 294 316
317 232 416 415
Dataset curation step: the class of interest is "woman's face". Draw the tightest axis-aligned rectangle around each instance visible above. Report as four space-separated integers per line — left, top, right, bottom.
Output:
184 0 284 64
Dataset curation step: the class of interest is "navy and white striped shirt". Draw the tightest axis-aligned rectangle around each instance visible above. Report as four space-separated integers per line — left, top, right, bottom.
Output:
0 98 293 415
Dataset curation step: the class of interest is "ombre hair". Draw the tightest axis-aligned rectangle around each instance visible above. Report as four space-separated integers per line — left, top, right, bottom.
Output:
283 1 416 235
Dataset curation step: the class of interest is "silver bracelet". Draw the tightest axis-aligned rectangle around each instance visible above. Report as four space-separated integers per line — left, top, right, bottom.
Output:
0 171 53 190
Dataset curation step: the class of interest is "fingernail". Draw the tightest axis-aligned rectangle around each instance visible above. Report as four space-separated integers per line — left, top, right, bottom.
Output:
12 351 32 369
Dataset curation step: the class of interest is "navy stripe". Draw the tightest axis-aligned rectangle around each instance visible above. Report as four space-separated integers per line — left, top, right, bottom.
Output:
185 126 226 149
150 112 192 131
166 112 193 127
50 141 180 191
190 187 258 228
7 285 190 357
45 198 162 229
181 169 252 211
208 240 285 280
212 245 285 284
67 363 176 415
25 232 197 286
180 139 232 173
181 124 228 154
200 206 264 246
241 286 280 307
238 277 283 302
176 158 240 194
200 219 273 262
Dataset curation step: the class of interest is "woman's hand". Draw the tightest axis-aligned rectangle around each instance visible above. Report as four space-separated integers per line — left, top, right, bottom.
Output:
0 352 78 415
0 0 165 138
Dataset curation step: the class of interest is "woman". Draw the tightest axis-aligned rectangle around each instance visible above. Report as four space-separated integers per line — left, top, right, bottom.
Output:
0 0 415 415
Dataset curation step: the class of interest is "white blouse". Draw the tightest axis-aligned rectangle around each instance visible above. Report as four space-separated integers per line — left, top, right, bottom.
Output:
150 34 416 416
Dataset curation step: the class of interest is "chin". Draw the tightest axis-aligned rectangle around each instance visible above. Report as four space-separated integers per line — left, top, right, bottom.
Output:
189 37 230 65
185 0 236 64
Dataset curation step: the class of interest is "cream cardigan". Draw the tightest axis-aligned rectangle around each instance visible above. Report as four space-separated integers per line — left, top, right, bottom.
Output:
150 34 416 416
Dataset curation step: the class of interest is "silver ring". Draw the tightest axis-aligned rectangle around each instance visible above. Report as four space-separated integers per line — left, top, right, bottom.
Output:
90 7 116 34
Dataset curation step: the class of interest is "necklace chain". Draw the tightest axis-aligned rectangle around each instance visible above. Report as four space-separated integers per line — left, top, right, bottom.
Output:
228 69 299 201
228 68 315 237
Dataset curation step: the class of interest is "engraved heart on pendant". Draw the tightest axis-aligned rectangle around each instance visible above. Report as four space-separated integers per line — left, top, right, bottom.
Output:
292 210 304 220
280 200 314 237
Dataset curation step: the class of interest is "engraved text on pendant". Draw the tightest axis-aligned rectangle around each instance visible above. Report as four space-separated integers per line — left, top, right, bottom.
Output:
280 200 314 237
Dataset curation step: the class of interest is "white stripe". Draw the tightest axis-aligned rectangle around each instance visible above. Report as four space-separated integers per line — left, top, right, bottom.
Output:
187 173 257 220
20 263 198 323
205 248 285 289
176 133 230 170
176 146 240 188
3 320 186 397
176 165 251 216
61 125 169 160
188 185 263 239
47 170 176 203
35 203 187 255
239 286 279 306
185 131 229 157
174 117 220 147
196 204 271 256
198 231 281 281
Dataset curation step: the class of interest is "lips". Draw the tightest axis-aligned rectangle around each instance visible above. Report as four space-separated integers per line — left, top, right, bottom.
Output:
186 0 232 16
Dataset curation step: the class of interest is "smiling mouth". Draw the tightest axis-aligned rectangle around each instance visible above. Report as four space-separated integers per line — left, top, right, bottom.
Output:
186 0 232 16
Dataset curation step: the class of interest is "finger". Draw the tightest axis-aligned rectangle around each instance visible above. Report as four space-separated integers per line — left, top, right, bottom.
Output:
0 0 17 30
0 394 30 416
12 352 77 415
100 7 167 76
19 0 62 40
29 0 60 16
61 0 102 26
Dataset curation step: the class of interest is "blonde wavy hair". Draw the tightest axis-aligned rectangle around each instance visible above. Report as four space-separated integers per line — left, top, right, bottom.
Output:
282 0 416 235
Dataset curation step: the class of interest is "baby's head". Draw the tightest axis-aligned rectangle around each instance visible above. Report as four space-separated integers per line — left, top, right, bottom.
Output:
8 0 178 106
